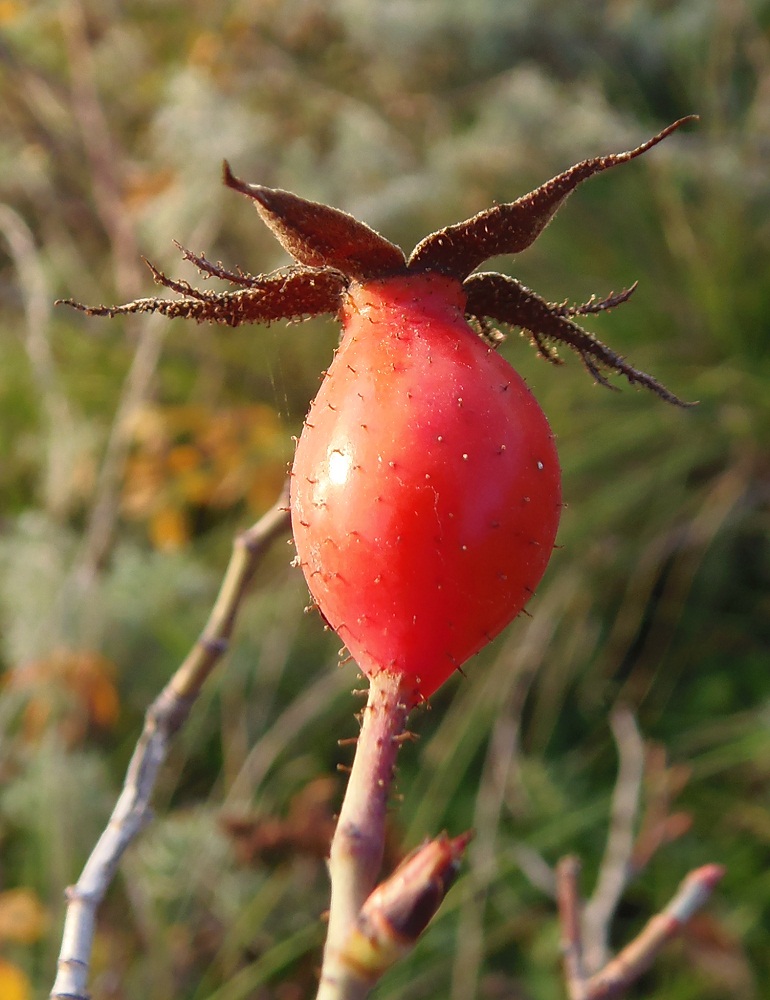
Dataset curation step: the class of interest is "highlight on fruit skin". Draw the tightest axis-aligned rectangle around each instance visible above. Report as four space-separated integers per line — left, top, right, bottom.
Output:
59 116 697 407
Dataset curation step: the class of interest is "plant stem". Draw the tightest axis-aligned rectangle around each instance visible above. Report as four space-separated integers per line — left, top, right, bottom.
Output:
585 864 725 1000
316 672 414 1000
50 491 290 1000
557 855 588 1000
556 857 724 1000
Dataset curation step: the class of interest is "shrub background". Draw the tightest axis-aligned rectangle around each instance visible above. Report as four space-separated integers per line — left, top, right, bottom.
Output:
0 2 768 998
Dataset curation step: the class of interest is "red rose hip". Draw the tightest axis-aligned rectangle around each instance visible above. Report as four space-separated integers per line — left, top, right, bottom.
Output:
61 119 695 700
291 274 561 699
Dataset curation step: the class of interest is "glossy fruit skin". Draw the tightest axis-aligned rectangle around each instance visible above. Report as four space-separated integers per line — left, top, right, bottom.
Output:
291 273 561 700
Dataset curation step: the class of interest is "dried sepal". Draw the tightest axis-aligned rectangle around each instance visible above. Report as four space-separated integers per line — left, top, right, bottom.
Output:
58 264 346 327
223 162 406 279
464 271 694 406
466 313 508 349
554 283 638 318
408 117 697 279
173 241 269 287
59 118 696 406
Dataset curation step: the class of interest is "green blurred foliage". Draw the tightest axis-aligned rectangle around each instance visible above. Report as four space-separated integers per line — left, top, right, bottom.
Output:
0 0 768 998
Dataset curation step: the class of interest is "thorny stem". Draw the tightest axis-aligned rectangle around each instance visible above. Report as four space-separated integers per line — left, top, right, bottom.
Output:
50 489 291 1000
316 672 415 1000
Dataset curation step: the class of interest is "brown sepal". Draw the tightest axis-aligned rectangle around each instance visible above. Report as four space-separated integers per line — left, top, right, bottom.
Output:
58 260 346 326
464 271 695 407
223 162 406 279
409 117 697 279
59 119 697 407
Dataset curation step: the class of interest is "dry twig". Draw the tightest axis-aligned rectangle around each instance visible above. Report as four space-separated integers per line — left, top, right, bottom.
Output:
554 708 724 1000
557 862 725 1000
50 487 291 1000
582 707 646 971
60 1 166 586
0 205 75 515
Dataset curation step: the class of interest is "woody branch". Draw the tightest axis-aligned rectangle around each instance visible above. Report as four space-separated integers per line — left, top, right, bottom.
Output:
50 486 291 1000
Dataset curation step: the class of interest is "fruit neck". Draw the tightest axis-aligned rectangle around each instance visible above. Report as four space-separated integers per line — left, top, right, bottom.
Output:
342 272 468 329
